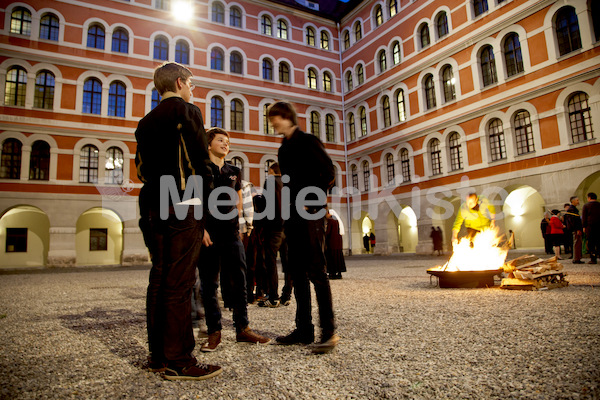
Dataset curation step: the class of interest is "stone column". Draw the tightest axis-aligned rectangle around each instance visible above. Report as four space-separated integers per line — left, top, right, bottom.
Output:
47 227 77 267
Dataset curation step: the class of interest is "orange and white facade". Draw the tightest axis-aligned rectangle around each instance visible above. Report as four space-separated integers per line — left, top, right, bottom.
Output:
0 0 598 267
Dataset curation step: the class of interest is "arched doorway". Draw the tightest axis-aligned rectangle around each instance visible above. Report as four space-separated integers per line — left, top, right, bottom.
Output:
76 208 123 266
503 186 545 249
361 215 374 253
576 171 600 201
0 205 50 267
397 206 418 252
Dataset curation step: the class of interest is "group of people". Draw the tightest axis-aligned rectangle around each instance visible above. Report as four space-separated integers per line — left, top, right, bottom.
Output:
135 62 341 381
362 232 376 253
541 194 600 264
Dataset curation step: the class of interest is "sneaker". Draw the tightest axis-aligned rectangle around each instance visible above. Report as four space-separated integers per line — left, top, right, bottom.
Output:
146 360 167 373
572 260 584 264
312 333 340 354
200 331 221 352
276 329 314 345
163 363 222 381
258 299 280 308
280 298 291 306
236 326 271 344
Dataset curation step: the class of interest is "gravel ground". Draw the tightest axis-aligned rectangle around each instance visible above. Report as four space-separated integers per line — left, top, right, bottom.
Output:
1 251 599 400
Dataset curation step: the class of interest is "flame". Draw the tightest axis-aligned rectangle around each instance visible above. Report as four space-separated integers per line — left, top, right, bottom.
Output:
443 227 508 271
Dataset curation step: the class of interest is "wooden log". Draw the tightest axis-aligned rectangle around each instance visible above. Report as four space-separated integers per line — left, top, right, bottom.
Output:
506 255 540 268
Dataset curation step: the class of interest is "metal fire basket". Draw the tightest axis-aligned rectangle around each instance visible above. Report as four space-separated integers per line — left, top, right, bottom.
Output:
427 269 503 288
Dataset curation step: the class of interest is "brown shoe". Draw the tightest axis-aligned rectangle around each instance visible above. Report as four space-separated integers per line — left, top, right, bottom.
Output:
236 326 271 344
200 331 221 352
312 333 339 354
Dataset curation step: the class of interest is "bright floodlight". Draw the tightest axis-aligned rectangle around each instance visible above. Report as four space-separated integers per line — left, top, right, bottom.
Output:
172 0 194 23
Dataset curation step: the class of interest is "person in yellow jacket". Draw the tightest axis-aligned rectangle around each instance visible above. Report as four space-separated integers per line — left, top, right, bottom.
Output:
452 192 496 245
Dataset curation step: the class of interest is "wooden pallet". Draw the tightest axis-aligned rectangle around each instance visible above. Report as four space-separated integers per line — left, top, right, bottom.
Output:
501 255 569 291
500 272 569 291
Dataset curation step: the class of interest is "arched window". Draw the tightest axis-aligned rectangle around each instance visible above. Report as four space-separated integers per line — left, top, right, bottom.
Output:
320 31 330 50
359 107 367 137
277 19 288 39
264 103 274 135
279 62 290 83
112 28 129 53
382 96 391 128
568 92 593 143
504 33 523 77
175 40 189 64
448 132 462 171
356 64 364 85
396 89 406 122
374 5 383 27
108 81 126 117
40 13 59 41
346 71 353 91
514 110 534 155
442 65 456 102
351 165 358 190
389 0 398 17
212 2 225 23
348 113 356 141
481 45 497 86
105 146 124 184
310 111 320 137
379 50 387 73
424 74 436 109
211 48 224 70
230 156 243 170
420 24 430 48
261 15 272 35
326 114 335 142
400 148 410 182
0 139 22 179
29 140 50 181
354 21 362 42
263 59 273 80
230 52 243 74
473 0 488 17
306 27 316 46
83 78 102 115
386 153 395 185
436 12 448 38
556 7 581 56
488 119 506 161
230 7 242 27
429 139 442 175
231 99 244 131
87 24 105 49
79 145 99 183
35 70 55 109
323 72 332 92
362 161 370 191
10 7 31 35
5 67 27 107
211 96 224 127
343 31 350 50
151 88 161 110
153 36 168 60
307 68 318 89
392 41 401 65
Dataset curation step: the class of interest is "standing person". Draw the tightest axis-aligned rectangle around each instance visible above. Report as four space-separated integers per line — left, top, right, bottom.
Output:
549 209 565 259
325 210 346 279
582 192 600 264
541 213 552 254
268 101 339 354
565 196 584 264
246 193 266 303
199 128 270 352
363 233 370 253
369 232 376 253
135 62 221 380
258 163 284 308
562 203 573 257
452 192 496 245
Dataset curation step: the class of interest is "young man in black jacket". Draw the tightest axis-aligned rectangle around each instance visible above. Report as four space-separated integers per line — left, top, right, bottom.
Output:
135 62 221 380
268 101 339 354
565 196 583 264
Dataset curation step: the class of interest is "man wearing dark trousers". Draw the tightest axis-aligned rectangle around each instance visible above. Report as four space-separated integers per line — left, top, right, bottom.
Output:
135 62 221 380
269 101 339 354
565 196 583 264
582 192 600 264
258 162 284 308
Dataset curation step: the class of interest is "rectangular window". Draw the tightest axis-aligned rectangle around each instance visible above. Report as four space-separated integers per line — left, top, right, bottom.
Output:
90 228 108 251
6 228 27 252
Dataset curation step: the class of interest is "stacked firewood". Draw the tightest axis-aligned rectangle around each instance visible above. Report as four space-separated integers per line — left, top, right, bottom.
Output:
500 255 569 290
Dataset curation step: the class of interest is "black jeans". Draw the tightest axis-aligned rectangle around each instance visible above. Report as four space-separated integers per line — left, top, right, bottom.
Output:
144 207 202 368
285 215 335 338
263 229 283 300
200 232 249 334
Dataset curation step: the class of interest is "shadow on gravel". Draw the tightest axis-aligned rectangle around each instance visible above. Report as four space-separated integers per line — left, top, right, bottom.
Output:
59 308 147 369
